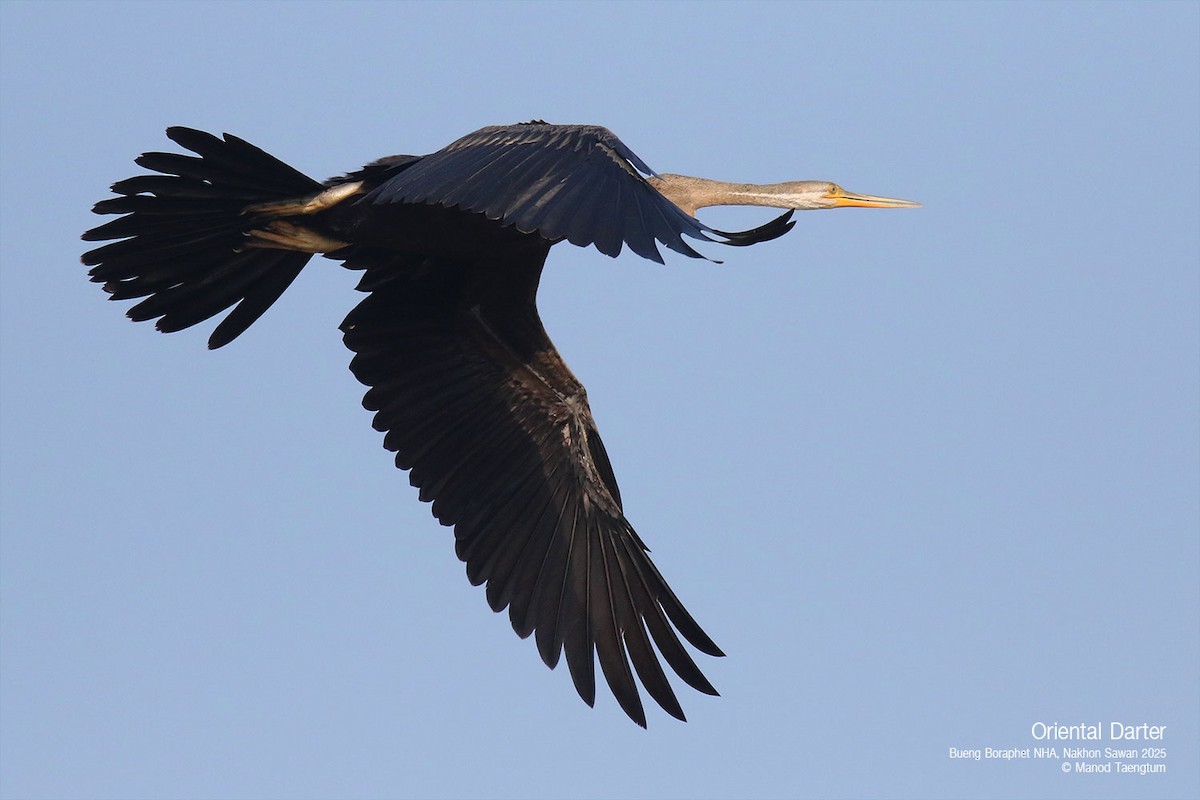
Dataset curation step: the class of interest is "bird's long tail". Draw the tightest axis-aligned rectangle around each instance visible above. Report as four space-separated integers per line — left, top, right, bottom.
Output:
82 127 331 349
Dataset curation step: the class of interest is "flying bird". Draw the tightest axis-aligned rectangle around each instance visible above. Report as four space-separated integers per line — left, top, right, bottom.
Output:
82 121 919 727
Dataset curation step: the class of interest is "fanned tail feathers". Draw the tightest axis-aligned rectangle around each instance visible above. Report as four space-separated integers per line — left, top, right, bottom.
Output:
82 127 324 348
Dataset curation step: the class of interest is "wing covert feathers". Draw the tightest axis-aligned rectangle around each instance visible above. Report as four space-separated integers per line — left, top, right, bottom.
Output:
367 122 792 262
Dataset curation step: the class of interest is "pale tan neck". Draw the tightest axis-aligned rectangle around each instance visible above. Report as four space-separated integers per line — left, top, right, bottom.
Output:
647 173 827 216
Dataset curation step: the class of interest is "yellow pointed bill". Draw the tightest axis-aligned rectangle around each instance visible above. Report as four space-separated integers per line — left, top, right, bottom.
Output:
827 185 921 208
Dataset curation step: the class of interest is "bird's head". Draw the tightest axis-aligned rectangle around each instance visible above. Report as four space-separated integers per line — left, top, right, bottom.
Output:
802 181 922 210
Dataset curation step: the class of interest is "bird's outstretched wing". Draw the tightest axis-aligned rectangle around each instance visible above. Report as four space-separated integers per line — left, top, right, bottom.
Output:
365 121 793 263
339 248 724 726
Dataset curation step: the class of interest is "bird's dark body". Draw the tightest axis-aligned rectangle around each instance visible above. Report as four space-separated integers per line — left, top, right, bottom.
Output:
82 122 797 727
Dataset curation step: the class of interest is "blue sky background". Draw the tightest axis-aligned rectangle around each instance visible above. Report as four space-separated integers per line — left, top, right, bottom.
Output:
2 2 1197 798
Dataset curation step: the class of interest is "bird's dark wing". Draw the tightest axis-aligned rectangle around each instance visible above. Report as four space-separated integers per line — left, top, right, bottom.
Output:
364 122 792 263
339 247 723 726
